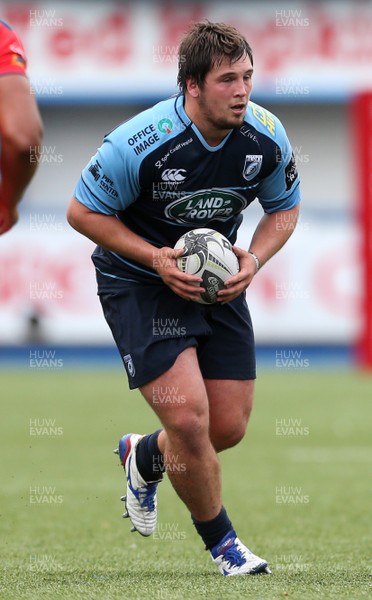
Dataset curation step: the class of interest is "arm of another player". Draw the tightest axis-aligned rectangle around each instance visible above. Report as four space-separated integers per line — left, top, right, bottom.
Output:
0 74 43 235
67 197 205 301
218 203 300 303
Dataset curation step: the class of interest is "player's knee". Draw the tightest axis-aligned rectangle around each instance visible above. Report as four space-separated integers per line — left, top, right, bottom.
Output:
165 410 210 452
209 399 252 451
211 420 248 452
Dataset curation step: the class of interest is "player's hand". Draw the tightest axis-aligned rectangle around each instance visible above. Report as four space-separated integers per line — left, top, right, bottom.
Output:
217 246 257 303
0 203 18 235
153 246 205 301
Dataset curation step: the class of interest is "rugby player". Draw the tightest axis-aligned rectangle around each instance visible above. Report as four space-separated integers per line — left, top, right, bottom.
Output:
0 19 43 235
67 21 300 576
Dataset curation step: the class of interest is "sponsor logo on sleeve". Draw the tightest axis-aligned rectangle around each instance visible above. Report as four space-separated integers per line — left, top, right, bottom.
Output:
251 104 276 137
158 118 173 134
127 124 160 156
285 152 298 190
239 125 258 143
88 159 102 182
88 159 118 198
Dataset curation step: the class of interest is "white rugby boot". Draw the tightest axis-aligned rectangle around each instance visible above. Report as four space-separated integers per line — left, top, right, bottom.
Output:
211 530 271 576
114 433 161 537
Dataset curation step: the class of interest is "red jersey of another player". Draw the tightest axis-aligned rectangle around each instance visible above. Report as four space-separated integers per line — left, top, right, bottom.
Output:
0 19 27 76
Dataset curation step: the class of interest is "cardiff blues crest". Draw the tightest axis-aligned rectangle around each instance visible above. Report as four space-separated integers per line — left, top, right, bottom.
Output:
242 154 263 181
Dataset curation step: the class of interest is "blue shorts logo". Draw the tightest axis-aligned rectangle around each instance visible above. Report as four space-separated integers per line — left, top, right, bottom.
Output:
123 354 135 377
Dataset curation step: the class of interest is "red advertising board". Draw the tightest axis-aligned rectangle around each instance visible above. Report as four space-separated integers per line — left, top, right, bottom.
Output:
1 1 372 101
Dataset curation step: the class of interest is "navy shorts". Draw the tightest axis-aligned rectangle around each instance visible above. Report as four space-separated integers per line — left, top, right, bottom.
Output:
97 278 256 390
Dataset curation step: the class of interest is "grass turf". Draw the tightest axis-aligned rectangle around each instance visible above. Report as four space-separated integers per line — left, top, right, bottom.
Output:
0 368 371 599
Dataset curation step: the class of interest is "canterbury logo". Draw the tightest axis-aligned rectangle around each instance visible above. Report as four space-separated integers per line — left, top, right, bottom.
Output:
161 169 187 182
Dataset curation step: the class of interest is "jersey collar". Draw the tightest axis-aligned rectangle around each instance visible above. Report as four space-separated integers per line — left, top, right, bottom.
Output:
174 94 192 127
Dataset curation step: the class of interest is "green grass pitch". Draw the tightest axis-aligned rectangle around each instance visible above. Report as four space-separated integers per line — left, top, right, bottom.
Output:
0 368 371 599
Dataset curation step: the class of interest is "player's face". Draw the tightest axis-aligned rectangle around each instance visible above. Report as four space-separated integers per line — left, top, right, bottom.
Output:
187 55 253 144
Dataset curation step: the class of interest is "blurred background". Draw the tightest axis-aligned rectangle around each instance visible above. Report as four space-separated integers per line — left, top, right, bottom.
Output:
1 0 371 370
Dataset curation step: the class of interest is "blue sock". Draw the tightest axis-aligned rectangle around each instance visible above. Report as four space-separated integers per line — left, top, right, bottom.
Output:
192 506 233 550
135 429 164 482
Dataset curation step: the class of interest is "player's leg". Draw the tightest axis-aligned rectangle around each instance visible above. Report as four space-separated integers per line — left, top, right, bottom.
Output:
118 351 269 575
101 280 211 537
139 346 269 575
140 346 221 521
187 298 270 574
197 294 256 452
205 378 254 452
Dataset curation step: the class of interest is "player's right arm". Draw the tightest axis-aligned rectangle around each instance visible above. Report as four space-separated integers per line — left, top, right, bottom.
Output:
67 198 203 301
68 119 204 300
67 196 163 268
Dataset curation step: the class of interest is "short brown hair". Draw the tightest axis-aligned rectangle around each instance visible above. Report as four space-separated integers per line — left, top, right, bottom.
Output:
177 20 253 93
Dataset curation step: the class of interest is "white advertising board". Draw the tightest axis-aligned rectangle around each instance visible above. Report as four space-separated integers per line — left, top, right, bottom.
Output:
0 213 360 344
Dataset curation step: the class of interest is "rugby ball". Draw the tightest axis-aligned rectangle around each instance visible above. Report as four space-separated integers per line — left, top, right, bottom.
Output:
174 228 239 304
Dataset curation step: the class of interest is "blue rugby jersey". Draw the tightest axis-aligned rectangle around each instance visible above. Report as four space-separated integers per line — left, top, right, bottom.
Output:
73 94 301 284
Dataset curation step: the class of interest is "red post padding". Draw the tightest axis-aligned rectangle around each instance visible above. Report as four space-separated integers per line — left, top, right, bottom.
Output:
351 92 372 368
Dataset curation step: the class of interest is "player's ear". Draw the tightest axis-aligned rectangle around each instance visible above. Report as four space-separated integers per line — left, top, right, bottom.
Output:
186 77 199 98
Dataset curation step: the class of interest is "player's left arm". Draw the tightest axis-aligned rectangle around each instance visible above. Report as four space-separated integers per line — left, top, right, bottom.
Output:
218 114 301 303
218 204 299 302
247 203 300 269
